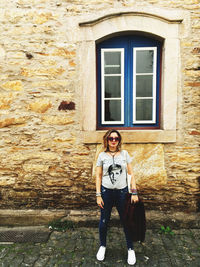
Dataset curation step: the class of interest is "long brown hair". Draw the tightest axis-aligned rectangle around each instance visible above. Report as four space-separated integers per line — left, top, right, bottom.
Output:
103 129 122 152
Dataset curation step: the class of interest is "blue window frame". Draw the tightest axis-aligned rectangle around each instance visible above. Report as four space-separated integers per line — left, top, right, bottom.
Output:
96 34 162 129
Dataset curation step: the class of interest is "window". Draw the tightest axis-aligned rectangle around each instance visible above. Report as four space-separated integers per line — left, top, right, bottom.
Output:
79 11 181 143
97 35 162 129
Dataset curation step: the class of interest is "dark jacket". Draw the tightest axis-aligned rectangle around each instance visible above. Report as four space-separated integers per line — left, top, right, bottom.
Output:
123 193 146 242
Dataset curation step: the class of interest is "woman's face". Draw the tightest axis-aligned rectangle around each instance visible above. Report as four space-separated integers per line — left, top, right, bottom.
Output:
108 132 120 150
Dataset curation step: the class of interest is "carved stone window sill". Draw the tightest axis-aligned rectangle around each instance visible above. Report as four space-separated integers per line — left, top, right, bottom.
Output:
83 130 176 144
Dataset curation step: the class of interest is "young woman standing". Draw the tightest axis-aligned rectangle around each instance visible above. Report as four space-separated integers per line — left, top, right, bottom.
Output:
96 129 139 265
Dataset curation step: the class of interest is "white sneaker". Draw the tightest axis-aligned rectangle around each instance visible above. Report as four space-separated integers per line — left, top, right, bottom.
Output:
127 249 136 265
96 246 106 261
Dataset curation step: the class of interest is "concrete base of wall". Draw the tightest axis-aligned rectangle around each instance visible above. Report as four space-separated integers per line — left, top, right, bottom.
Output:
0 209 199 229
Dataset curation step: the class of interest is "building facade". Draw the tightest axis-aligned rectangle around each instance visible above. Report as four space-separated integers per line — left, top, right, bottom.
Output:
0 0 199 223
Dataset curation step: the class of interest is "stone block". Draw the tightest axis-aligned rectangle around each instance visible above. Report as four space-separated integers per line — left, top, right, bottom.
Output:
190 130 200 135
28 100 52 113
52 48 76 59
2 151 60 165
1 81 22 91
46 179 73 187
22 163 49 173
20 67 65 78
12 191 38 199
0 117 26 128
184 69 200 78
0 94 12 109
0 177 15 186
42 115 74 125
125 144 167 189
185 81 200 87
168 152 199 164
34 12 57 24
54 137 76 144
31 80 70 91
69 60 76 67
0 46 5 58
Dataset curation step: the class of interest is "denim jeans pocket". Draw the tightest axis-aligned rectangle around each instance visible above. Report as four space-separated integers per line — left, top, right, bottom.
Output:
120 186 128 194
101 185 107 194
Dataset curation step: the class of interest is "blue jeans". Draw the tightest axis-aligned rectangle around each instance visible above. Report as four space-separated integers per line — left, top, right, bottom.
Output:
99 185 133 249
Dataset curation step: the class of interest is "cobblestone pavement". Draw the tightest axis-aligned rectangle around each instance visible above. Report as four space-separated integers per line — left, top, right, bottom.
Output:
0 227 200 267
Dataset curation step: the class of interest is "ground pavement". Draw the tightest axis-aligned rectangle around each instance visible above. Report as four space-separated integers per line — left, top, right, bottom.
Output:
0 226 200 267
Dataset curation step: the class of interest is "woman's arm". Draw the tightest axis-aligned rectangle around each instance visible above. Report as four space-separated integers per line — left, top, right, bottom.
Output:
127 163 139 203
96 166 104 209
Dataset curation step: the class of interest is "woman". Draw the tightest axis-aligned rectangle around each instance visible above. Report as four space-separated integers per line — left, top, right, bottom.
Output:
96 129 139 265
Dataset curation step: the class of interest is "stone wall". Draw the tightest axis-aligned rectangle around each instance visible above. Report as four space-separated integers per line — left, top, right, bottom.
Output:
0 0 199 219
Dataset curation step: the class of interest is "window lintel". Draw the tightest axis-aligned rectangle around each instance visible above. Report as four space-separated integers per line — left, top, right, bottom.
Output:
79 11 183 27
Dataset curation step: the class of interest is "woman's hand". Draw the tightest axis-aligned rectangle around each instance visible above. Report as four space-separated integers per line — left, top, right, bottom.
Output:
131 195 139 204
97 196 104 209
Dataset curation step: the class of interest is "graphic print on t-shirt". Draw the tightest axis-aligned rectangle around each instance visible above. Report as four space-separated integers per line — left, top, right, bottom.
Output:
108 163 122 185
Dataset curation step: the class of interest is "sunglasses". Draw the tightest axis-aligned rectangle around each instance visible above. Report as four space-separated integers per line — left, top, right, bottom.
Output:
108 137 120 142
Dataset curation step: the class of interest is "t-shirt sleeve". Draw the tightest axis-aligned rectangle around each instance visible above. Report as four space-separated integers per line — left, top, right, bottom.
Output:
96 153 103 166
125 150 132 164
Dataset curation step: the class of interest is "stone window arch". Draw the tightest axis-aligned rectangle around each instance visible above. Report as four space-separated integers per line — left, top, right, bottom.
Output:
78 10 184 143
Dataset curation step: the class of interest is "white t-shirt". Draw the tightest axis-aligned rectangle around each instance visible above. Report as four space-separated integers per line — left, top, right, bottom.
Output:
96 150 132 189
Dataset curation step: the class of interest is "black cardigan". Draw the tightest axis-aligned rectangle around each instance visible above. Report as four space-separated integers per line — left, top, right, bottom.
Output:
123 194 146 242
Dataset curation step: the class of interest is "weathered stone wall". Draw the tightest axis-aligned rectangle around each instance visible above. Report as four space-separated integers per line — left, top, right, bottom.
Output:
0 0 199 217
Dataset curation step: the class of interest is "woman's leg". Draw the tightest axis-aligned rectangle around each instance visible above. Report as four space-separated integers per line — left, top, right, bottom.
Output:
99 186 113 247
115 187 133 250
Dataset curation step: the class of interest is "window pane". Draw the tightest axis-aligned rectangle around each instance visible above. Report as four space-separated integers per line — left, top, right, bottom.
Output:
105 76 121 98
136 99 153 121
105 100 121 121
136 50 154 73
136 75 153 97
105 66 121 74
104 52 121 66
104 51 121 74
